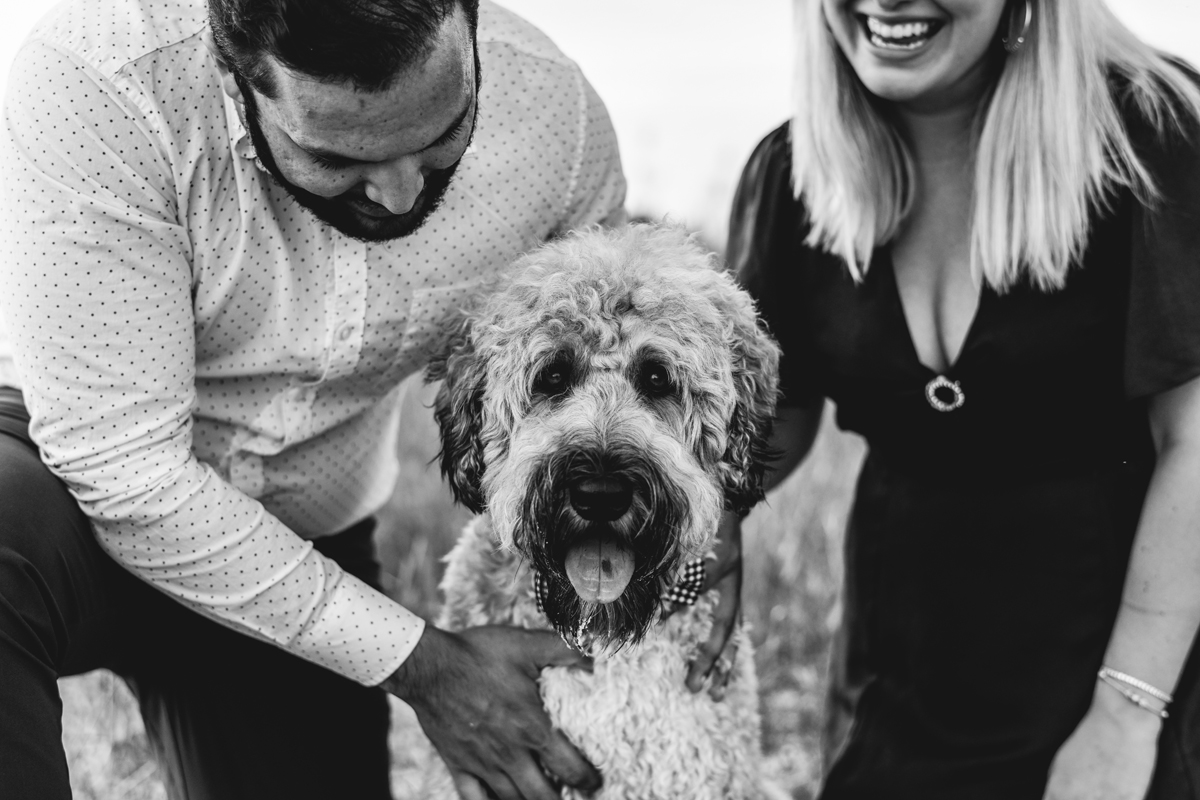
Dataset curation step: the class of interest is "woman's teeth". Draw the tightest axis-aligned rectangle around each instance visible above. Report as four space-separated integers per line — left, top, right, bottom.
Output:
866 16 936 50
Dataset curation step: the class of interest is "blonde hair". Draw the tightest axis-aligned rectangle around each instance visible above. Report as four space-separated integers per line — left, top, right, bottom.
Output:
791 0 1200 290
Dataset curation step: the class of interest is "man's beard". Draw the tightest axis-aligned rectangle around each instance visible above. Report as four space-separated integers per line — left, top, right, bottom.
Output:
237 76 464 243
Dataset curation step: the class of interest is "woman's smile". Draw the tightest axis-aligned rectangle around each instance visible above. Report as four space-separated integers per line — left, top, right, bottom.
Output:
859 13 945 53
825 1 1006 111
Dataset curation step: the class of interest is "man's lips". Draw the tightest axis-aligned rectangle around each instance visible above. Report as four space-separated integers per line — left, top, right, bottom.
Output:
347 197 402 219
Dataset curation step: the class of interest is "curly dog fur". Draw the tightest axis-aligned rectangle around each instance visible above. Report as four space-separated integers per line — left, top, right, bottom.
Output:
420 223 783 799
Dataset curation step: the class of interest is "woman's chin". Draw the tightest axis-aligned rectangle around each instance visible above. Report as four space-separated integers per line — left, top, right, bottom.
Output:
854 69 936 105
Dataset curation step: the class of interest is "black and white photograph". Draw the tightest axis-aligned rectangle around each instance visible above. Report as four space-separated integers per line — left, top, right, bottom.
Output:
1 1 1199 798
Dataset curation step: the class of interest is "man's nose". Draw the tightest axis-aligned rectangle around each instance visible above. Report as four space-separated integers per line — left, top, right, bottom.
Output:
363 160 423 214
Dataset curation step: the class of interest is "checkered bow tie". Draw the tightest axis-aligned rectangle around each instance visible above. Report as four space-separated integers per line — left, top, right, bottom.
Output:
533 558 708 616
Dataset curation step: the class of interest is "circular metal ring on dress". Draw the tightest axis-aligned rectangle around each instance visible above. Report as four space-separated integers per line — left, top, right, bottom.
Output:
925 375 965 412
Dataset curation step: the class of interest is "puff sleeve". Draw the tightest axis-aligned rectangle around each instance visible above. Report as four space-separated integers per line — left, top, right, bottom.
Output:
1125 98 1200 398
727 122 822 407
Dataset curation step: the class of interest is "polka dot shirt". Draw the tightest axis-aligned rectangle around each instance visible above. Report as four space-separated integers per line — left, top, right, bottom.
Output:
0 0 626 686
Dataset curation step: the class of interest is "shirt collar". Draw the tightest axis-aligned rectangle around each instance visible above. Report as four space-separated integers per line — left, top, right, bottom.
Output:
222 89 265 170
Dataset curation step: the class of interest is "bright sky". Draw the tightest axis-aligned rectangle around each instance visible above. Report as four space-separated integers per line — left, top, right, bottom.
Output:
2 0 1198 246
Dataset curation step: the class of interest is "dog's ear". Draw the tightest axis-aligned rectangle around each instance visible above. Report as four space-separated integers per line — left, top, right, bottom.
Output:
427 322 489 515
714 273 782 515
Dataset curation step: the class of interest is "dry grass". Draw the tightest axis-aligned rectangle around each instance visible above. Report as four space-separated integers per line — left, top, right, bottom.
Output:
58 378 863 800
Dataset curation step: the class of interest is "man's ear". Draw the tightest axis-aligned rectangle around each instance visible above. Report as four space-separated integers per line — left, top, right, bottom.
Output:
202 30 243 103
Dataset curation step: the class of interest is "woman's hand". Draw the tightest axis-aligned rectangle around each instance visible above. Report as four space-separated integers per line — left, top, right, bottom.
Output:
680 403 827 699
1042 681 1163 800
672 511 743 700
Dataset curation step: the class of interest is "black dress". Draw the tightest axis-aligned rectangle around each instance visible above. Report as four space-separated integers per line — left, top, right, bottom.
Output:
729 115 1200 799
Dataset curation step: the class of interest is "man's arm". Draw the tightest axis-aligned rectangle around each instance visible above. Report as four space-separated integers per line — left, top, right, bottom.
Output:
0 37 423 687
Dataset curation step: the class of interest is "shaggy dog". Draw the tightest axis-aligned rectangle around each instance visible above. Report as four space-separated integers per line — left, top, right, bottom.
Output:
421 223 782 799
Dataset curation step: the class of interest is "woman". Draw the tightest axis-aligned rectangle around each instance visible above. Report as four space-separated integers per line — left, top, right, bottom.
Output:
727 0 1200 797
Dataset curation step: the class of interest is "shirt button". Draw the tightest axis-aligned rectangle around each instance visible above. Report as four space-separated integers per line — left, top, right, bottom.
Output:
338 324 356 342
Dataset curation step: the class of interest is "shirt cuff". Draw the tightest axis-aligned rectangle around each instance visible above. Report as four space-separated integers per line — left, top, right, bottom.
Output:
287 569 427 686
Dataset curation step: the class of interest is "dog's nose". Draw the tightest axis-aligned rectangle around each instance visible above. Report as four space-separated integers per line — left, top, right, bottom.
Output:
569 476 633 522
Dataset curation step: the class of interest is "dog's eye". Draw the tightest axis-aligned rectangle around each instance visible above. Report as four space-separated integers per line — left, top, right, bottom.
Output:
534 359 573 397
638 361 673 397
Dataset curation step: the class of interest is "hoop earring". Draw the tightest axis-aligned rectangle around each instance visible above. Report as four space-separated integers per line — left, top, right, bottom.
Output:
1002 0 1033 54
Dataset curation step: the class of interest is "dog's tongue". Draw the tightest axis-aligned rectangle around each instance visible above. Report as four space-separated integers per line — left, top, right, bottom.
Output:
564 537 635 604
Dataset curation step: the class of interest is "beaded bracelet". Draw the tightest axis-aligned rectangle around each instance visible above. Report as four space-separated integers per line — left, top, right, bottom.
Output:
1098 666 1173 704
1097 672 1169 719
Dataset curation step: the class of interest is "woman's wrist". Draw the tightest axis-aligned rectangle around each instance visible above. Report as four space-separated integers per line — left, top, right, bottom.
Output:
1092 673 1168 735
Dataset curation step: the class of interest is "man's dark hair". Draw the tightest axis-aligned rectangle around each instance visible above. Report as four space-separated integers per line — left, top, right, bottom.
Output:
208 0 480 97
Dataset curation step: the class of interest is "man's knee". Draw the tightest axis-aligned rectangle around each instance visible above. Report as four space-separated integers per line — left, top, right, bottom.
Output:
0 429 137 678
0 432 94 570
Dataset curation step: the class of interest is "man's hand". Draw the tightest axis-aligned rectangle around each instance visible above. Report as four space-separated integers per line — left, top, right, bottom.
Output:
383 625 602 800
681 511 743 700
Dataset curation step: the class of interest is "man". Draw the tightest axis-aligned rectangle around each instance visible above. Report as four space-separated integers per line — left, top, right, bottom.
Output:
0 1 626 798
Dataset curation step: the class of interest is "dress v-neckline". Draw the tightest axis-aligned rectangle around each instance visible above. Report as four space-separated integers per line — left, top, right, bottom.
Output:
880 247 985 376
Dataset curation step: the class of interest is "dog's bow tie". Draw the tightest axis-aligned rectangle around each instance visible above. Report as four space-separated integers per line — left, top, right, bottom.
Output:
661 559 707 606
533 558 708 616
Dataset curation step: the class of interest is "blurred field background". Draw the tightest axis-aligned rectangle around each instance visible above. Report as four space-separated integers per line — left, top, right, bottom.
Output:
2 0 1196 797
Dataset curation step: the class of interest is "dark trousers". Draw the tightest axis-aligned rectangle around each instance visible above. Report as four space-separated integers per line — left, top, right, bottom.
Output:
0 389 393 799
